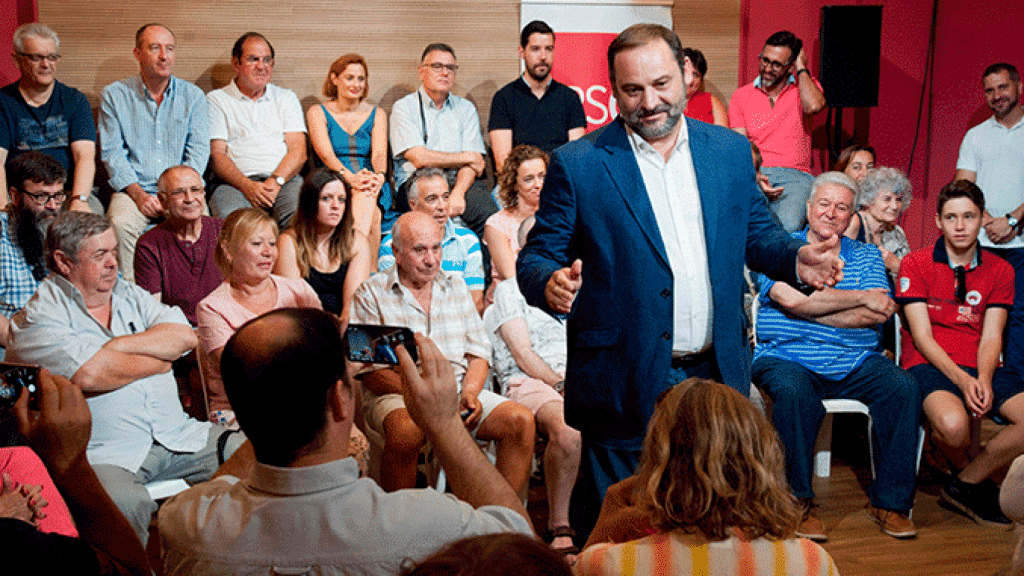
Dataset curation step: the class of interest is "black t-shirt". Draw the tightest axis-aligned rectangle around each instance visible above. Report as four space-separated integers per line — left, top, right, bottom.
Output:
487 77 586 153
0 80 96 184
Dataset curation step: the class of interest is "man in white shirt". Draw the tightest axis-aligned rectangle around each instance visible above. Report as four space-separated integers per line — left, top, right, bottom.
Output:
207 32 306 228
955 62 1024 377
159 308 532 576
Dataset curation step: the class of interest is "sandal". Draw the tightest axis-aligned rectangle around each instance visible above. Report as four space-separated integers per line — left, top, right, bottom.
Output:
544 526 580 556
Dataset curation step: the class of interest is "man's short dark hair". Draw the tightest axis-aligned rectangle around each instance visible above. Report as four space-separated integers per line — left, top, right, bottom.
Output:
421 43 455 63
520 20 554 48
231 31 274 61
764 30 802 64
937 179 986 215
221 308 348 466
6 151 66 194
983 62 1020 83
682 47 707 77
134 23 174 48
607 23 685 85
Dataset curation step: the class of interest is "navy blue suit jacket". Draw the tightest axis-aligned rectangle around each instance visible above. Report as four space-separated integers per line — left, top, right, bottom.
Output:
517 117 804 449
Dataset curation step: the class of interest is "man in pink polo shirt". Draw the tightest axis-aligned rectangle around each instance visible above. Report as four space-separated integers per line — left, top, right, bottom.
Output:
730 31 826 232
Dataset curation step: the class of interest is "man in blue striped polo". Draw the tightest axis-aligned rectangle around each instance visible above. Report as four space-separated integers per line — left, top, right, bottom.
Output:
752 171 921 542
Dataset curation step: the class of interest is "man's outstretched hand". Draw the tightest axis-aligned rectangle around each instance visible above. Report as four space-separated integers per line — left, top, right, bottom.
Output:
797 234 844 289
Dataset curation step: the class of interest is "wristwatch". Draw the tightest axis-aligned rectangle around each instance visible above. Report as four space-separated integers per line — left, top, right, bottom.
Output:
74 194 89 203
272 174 286 186
1007 214 1019 231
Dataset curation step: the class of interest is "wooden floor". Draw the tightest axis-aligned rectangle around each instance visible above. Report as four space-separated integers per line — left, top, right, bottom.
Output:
527 413 1020 576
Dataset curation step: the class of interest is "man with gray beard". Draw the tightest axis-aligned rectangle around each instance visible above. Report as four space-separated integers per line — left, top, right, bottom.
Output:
0 151 65 357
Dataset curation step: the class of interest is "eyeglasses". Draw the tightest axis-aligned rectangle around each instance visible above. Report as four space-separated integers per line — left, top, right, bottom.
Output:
21 190 66 204
758 55 791 72
243 55 274 65
17 52 60 63
424 62 458 72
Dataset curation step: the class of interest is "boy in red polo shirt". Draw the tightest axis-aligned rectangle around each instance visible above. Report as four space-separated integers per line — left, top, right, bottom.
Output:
897 179 1023 527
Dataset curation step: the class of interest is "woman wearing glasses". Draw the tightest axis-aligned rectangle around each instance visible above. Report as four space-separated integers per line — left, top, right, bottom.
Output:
307 54 395 260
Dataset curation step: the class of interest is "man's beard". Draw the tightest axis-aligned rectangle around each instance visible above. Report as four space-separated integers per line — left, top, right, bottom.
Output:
619 97 687 141
991 94 1021 119
526 62 550 83
11 206 53 280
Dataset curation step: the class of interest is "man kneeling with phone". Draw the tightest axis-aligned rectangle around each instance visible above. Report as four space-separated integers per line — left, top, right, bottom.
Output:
352 211 535 493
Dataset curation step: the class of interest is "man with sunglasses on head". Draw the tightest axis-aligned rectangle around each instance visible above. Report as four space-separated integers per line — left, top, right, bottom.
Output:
0 24 96 213
391 43 497 239
0 151 66 359
897 179 1024 529
730 30 826 232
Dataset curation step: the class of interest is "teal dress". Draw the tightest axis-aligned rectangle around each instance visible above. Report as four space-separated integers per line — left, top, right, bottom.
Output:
322 105 398 234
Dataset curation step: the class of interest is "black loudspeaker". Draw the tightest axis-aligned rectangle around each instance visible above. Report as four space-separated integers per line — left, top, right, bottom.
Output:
820 5 883 108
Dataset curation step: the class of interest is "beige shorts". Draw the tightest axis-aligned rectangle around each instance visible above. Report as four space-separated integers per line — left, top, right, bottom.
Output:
363 388 508 440
504 376 563 415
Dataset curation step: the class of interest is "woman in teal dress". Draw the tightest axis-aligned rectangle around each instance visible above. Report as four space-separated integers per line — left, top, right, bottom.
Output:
308 54 396 263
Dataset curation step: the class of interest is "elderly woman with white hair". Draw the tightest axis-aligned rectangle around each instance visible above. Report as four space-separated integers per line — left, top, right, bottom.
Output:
844 167 913 277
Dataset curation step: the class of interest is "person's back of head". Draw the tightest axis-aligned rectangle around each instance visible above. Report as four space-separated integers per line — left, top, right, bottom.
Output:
635 378 800 541
221 308 348 466
399 533 571 576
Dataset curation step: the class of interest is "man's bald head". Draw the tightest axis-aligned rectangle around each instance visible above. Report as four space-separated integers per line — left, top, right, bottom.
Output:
222 308 348 466
392 212 443 289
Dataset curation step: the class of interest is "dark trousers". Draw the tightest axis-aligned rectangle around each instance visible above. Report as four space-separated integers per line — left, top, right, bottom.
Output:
988 247 1024 379
753 354 921 512
570 356 721 544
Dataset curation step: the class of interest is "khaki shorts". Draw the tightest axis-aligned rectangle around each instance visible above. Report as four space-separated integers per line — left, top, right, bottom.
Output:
363 388 508 440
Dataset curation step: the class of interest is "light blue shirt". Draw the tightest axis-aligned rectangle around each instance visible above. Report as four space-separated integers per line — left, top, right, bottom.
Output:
389 87 486 187
8 273 210 471
99 75 210 194
754 233 889 378
377 219 485 290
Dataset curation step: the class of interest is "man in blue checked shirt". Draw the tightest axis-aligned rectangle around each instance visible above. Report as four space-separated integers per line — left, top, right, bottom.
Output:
752 171 921 542
0 152 66 359
100 23 209 282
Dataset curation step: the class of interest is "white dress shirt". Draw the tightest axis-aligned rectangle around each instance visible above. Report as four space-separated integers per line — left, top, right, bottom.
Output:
627 120 713 354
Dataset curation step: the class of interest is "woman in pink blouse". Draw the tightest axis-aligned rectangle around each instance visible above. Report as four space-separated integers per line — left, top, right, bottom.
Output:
197 208 322 427
483 145 548 299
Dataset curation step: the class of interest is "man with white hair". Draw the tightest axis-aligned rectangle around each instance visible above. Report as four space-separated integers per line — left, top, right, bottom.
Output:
752 171 921 542
0 23 96 212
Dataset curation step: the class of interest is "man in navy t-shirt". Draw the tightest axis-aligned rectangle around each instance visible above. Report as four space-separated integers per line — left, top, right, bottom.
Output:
0 23 96 212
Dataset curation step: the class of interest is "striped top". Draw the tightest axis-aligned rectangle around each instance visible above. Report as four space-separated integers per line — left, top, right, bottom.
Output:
754 233 888 378
576 531 839 576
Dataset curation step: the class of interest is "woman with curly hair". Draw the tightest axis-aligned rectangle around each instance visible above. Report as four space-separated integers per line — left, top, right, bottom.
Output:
483 145 548 295
577 378 837 576
844 166 912 278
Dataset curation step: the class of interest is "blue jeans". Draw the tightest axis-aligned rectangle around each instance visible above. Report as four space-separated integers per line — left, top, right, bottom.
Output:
209 175 302 229
987 247 1024 379
760 166 815 233
753 354 921 512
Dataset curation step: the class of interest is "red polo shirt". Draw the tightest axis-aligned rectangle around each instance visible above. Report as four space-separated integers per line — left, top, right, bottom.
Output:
895 239 1014 369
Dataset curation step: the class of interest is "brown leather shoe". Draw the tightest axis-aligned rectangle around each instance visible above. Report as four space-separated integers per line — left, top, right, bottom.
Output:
796 502 827 542
866 504 918 539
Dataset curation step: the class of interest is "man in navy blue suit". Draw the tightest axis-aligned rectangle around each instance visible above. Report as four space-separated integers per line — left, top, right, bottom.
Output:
517 23 844 540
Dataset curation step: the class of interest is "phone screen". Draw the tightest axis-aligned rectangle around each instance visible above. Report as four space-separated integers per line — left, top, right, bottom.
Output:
345 324 418 365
